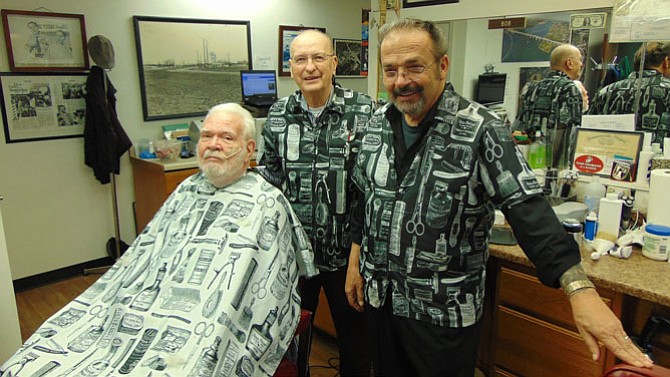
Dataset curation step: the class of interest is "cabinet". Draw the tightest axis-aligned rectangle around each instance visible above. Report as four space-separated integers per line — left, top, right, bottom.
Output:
488 260 620 376
130 154 199 234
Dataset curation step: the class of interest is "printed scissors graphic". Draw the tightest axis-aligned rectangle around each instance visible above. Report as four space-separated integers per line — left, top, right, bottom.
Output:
256 193 276 209
89 304 108 319
483 132 503 162
186 321 215 361
251 253 279 299
406 203 425 236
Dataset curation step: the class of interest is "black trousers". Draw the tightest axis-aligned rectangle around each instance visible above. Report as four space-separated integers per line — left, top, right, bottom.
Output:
298 269 371 377
366 299 482 377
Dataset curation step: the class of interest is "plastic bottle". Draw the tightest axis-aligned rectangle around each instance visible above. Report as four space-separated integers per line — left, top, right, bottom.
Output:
597 193 623 241
582 175 606 213
528 130 546 169
636 145 654 185
584 211 598 241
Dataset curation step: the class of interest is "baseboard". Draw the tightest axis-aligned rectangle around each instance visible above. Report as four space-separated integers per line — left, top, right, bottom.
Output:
12 257 114 293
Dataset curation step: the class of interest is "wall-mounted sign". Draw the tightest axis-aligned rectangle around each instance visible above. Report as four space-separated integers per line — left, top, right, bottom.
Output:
488 17 526 30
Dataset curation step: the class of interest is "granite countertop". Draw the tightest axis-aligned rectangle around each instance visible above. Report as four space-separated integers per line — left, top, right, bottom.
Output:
490 242 670 307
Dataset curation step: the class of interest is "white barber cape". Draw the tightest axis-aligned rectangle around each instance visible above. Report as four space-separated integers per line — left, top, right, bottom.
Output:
0 171 317 377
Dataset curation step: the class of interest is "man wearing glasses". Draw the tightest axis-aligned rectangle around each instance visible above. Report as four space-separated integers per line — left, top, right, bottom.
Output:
258 29 373 376
514 43 586 170
345 19 651 376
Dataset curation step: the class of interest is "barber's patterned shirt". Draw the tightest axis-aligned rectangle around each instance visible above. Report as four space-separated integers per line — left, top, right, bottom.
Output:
352 87 544 328
0 172 317 377
259 85 374 271
514 70 583 169
588 70 670 143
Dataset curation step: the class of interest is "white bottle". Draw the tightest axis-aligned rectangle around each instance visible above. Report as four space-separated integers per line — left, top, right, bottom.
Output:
636 145 654 185
582 175 606 213
597 193 623 241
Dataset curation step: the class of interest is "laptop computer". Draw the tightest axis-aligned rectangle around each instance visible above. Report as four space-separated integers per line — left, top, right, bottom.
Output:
241 70 278 108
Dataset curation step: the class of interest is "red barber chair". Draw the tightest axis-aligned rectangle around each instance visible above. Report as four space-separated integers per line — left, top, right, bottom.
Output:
603 364 670 377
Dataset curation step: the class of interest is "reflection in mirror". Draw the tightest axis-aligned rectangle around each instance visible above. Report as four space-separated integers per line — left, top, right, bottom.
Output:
445 8 614 123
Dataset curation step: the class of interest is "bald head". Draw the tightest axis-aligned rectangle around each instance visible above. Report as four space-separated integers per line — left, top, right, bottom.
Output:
290 29 333 56
550 44 583 79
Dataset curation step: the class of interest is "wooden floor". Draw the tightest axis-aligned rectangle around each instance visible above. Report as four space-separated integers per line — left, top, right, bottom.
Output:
14 274 342 376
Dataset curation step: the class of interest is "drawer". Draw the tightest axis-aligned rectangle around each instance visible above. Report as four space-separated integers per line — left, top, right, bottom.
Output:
165 168 199 195
495 305 606 377
498 266 612 331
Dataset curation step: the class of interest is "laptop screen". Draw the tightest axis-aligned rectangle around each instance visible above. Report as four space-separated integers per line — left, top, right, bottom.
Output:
240 70 278 104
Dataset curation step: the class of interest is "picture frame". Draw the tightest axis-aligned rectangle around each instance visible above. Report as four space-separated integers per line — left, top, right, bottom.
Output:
333 39 363 77
402 0 459 8
1 72 87 143
278 25 326 77
133 16 252 121
1 9 89 72
572 128 643 180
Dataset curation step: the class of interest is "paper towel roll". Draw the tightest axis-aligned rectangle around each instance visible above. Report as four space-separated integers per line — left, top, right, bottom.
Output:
647 169 670 227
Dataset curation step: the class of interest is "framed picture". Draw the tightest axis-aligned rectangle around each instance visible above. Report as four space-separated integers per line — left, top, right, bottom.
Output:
133 16 252 121
572 128 643 179
1 9 89 72
1 72 87 143
402 0 459 8
278 25 326 77
334 39 363 77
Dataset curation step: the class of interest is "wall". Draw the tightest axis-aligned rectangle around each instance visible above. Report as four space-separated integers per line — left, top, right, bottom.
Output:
0 0 369 279
366 0 614 97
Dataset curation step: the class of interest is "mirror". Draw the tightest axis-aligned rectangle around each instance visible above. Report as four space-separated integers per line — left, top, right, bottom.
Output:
443 7 619 122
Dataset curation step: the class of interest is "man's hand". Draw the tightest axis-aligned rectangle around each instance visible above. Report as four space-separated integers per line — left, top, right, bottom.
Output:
345 243 365 312
570 288 653 368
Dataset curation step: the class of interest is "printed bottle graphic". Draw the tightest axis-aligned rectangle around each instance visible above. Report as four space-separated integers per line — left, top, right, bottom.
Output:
287 123 300 161
426 181 451 229
374 144 390 186
76 337 122 376
642 101 660 130
130 262 167 312
258 211 280 250
451 103 484 142
246 307 278 360
189 335 222 377
435 233 447 258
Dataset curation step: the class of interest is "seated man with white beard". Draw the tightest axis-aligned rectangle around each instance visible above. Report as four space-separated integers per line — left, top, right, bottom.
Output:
0 103 317 377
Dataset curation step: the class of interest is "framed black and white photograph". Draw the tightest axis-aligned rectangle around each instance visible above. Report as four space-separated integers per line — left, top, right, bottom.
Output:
278 25 326 77
1 72 87 143
1 9 89 72
402 0 459 8
334 39 363 77
133 16 252 121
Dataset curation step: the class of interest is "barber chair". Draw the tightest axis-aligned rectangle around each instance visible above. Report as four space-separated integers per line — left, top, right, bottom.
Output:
273 309 313 377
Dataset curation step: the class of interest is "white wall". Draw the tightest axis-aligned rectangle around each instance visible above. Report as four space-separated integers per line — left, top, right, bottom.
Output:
366 0 614 97
0 0 369 279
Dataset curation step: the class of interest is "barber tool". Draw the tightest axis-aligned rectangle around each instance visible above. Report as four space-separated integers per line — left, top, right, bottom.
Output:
231 259 258 310
150 312 191 324
449 186 467 247
406 272 467 294
217 311 247 342
118 328 158 374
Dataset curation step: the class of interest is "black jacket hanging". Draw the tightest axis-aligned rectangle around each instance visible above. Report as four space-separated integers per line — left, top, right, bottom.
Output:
84 65 132 184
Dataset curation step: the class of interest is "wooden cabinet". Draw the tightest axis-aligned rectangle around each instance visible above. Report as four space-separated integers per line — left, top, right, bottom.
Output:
488 260 621 377
130 155 199 234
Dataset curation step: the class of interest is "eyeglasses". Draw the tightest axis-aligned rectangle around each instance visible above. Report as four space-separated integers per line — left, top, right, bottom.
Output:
291 53 334 66
382 60 438 82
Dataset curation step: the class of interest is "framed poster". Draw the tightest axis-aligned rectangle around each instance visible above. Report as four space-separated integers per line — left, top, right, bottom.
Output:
1 9 89 72
402 0 459 8
278 25 326 77
334 39 363 77
133 16 252 121
572 128 643 180
1 72 87 143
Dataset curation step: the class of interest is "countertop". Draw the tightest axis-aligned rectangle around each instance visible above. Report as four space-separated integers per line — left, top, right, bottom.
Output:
490 242 670 307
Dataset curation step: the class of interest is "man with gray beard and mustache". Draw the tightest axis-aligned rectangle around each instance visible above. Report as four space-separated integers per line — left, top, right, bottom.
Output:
345 18 652 377
1 103 317 377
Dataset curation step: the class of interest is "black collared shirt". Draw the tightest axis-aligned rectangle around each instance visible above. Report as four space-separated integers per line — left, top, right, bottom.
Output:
351 85 580 327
